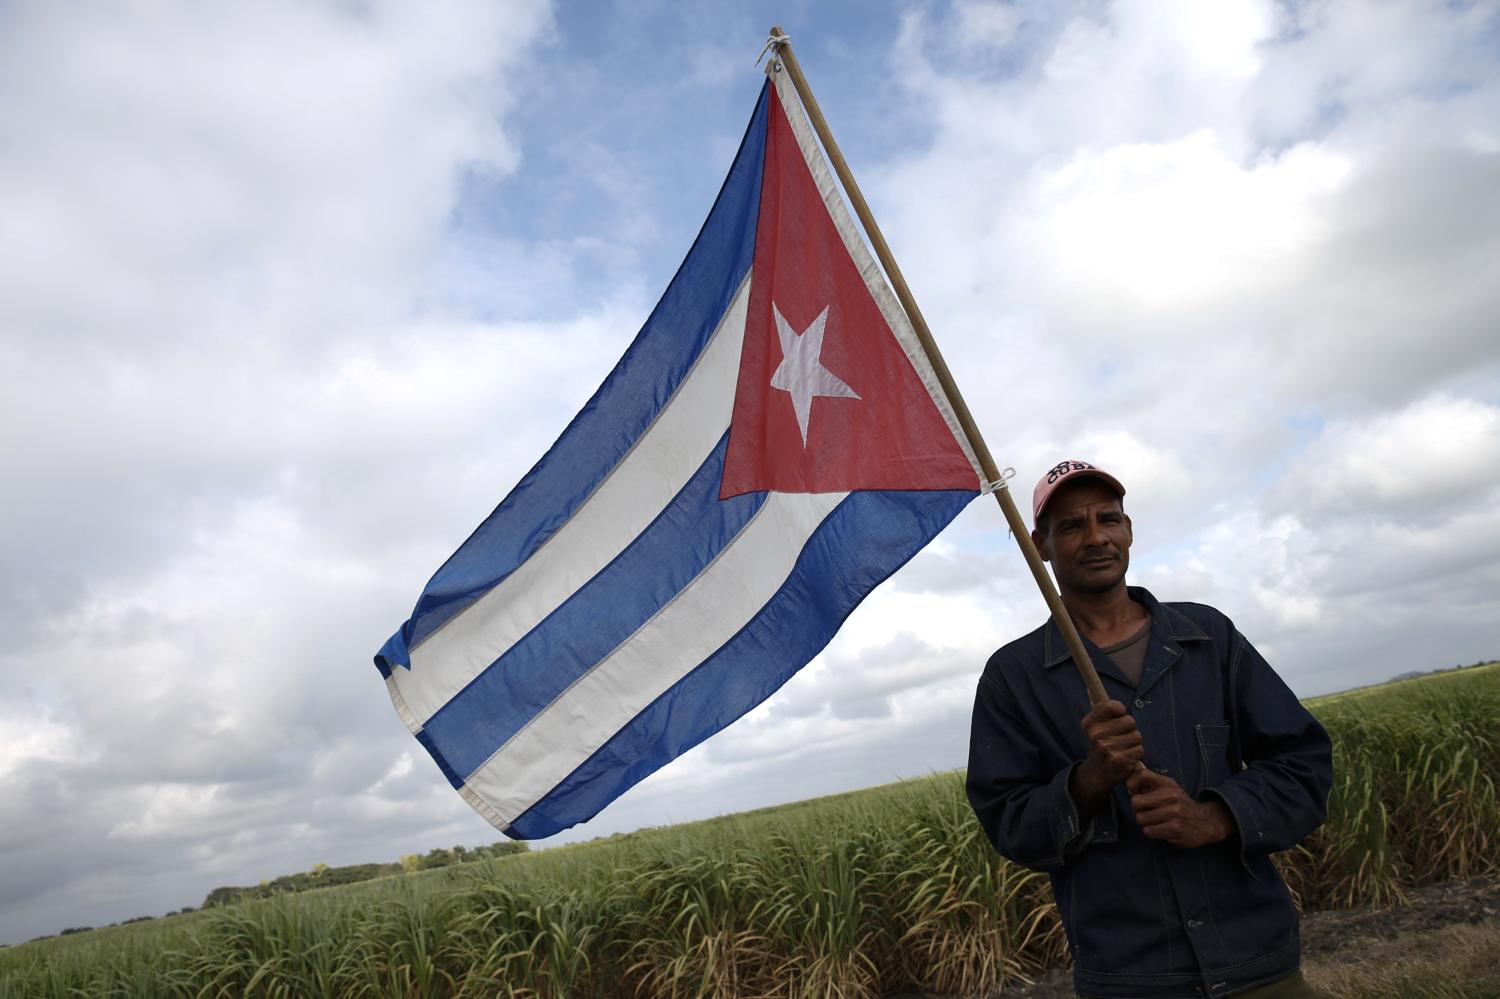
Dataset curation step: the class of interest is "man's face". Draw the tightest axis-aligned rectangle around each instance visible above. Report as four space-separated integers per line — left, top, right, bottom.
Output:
1032 480 1132 596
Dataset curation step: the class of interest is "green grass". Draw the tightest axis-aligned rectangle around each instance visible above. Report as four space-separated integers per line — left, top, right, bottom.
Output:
1306 660 1500 709
4 663 1496 998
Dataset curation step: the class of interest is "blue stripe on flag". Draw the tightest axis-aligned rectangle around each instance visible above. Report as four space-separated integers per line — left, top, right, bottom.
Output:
418 432 768 784
500 487 976 839
375 83 771 675
414 728 464 789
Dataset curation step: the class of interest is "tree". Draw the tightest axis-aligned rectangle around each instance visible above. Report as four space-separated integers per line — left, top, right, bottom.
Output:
400 853 424 874
491 840 529 858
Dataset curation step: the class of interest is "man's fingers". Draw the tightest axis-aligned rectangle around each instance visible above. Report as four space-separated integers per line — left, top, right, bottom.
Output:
1135 805 1188 835
1097 738 1143 764
1140 821 1183 843
1080 700 1129 731
1130 788 1180 813
1088 701 1134 723
1091 699 1129 720
1081 701 1148 789
1092 715 1141 739
1101 729 1144 750
1125 771 1152 794
1101 745 1144 779
1130 785 1176 806
1088 722 1142 762
1126 768 1167 794
1131 799 1181 824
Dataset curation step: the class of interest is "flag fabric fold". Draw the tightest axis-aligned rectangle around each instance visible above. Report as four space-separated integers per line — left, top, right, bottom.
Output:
376 69 983 839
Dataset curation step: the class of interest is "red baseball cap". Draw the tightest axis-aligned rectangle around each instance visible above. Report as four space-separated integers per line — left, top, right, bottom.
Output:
1032 460 1126 524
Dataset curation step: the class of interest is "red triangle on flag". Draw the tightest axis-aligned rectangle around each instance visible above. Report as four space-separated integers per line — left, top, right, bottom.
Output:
720 89 979 499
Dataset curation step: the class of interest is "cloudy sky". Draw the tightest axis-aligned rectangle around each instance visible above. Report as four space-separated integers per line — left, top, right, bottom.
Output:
3 0 1498 943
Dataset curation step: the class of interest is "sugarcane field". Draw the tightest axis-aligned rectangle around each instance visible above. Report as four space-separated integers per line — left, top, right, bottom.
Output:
4 663 1497 997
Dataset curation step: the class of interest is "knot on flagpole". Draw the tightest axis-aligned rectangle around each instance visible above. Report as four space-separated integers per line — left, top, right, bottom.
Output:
756 31 790 70
981 467 1016 496
984 467 1019 538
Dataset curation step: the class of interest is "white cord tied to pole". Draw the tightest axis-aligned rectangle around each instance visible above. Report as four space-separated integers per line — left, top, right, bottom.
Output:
984 467 1019 537
756 31 790 68
980 466 1016 496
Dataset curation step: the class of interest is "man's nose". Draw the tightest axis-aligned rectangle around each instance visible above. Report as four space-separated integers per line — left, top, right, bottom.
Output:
1082 516 1108 546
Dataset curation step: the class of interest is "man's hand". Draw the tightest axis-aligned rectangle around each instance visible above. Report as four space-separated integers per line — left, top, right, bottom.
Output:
1069 699 1144 816
1127 769 1234 848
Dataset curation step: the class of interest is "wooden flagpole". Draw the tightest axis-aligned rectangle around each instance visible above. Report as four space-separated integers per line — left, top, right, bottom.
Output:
767 27 1109 707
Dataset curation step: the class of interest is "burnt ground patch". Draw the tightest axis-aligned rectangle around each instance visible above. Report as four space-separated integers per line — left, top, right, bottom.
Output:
947 877 1500 998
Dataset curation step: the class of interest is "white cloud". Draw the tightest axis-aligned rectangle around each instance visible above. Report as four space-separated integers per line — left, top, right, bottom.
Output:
0 0 557 942
0 708 81 782
1273 395 1500 520
0 2 544 359
953 1 1025 50
110 784 226 842
1136 392 1500 688
1045 0 1273 89
1034 132 1351 315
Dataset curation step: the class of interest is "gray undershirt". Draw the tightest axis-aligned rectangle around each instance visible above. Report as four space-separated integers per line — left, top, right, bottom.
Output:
1101 619 1152 687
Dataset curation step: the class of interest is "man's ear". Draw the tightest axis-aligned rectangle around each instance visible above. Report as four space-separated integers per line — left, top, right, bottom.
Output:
1031 527 1051 562
1123 512 1133 544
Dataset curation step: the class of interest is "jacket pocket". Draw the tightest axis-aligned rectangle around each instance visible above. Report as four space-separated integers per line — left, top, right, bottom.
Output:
1195 722 1231 792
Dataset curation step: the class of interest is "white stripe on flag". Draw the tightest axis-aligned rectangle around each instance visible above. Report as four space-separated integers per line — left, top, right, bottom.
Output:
460 487 849 827
389 274 753 727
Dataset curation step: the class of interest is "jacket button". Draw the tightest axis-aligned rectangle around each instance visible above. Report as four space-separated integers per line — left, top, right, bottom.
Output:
1133 698 1145 708
1187 919 1203 930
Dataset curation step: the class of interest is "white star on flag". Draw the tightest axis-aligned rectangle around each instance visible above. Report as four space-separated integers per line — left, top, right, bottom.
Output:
769 303 860 446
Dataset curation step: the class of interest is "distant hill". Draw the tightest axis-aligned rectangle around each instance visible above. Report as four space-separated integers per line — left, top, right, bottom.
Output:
201 841 527 909
1388 659 1496 686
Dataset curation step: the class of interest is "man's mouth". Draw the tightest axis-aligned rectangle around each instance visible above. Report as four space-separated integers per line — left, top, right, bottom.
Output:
1081 554 1116 569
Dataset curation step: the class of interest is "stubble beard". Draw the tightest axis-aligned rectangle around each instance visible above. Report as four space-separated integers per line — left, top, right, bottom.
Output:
1068 552 1129 595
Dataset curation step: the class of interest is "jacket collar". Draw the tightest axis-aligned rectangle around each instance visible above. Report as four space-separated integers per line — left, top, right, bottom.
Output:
1042 586 1209 670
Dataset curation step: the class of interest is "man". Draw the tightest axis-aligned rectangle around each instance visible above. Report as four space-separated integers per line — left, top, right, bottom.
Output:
967 460 1333 998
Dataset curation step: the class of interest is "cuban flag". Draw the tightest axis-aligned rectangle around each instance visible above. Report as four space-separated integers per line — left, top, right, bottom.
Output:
375 69 983 839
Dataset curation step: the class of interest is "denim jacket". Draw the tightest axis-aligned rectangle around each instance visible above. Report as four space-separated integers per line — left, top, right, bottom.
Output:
967 587 1333 998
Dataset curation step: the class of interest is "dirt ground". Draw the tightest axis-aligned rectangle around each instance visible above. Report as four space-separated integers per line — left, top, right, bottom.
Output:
981 877 1500 998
